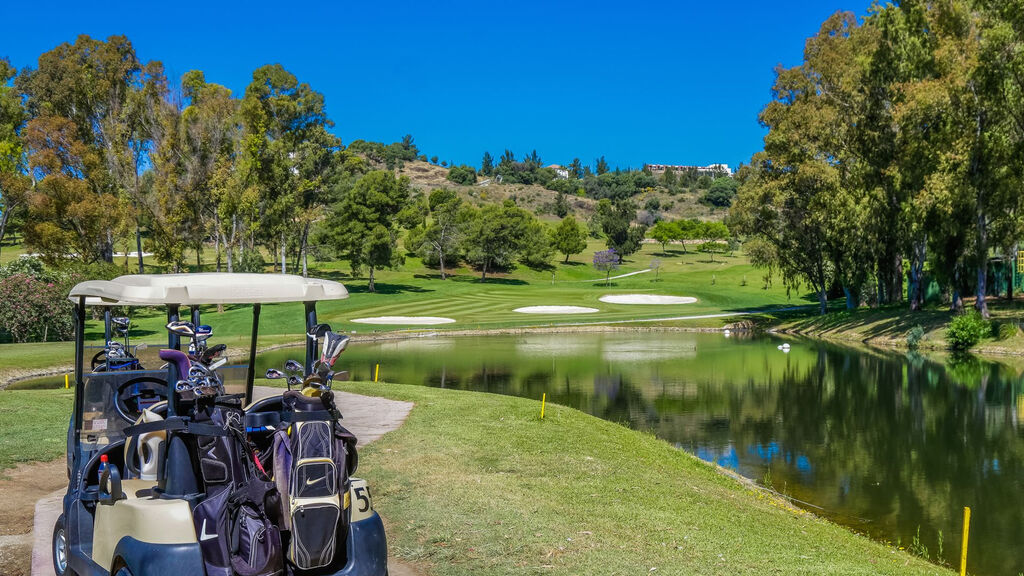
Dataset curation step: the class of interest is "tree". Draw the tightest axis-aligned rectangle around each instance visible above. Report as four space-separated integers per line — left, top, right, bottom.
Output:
324 170 411 292
593 249 620 285
430 155 438 164
595 198 647 256
0 58 28 257
569 157 583 179
649 220 677 253
661 167 677 188
461 200 537 281
480 151 493 176
673 219 699 253
698 221 729 262
409 188 466 279
550 216 587 263
595 156 609 175
703 177 739 207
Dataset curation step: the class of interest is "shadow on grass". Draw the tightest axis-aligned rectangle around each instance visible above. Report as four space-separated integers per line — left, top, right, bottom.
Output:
450 276 529 286
346 283 434 295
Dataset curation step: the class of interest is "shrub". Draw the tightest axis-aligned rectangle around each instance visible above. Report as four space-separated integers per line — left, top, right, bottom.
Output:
236 249 266 273
906 325 926 349
994 321 1018 341
946 311 988 351
447 164 477 185
0 274 77 342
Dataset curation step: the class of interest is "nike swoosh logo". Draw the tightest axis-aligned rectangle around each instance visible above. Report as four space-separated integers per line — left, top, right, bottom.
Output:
306 476 326 487
200 519 217 541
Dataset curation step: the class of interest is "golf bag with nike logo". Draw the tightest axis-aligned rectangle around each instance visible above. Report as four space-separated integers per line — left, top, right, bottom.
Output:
191 398 284 576
273 390 357 571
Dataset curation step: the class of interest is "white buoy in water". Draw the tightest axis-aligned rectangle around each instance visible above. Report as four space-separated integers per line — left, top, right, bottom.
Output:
724 329 731 337
780 343 791 351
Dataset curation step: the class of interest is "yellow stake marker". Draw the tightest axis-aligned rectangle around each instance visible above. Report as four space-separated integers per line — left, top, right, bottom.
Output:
65 373 69 389
374 363 380 383
960 506 971 576
540 393 546 419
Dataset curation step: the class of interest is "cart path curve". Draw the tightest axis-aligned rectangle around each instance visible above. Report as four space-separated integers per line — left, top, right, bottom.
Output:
30 386 414 576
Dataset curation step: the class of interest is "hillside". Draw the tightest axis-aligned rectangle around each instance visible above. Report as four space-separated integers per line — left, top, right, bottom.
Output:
385 159 728 223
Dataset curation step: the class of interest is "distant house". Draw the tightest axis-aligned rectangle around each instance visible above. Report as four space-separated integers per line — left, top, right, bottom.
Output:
646 163 733 177
546 164 570 180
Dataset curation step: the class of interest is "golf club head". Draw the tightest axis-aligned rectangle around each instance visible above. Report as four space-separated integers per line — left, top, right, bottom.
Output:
307 323 332 340
287 375 303 389
320 332 350 366
166 321 196 338
135 343 148 351
112 317 130 330
265 368 285 380
195 325 213 340
284 359 304 374
175 380 193 393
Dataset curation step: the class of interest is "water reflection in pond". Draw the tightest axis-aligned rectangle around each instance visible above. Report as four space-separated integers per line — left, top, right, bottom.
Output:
259 332 1023 576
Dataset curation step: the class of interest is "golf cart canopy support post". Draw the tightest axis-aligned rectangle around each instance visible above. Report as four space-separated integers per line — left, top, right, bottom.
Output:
246 304 261 402
305 301 317 376
72 297 85 472
103 309 111 345
191 306 201 327
167 304 180 417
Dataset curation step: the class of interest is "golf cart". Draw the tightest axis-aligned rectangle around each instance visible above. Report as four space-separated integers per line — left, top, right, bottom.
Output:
54 273 388 576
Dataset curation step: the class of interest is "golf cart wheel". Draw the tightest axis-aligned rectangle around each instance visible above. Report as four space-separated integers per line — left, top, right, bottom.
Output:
52 514 75 576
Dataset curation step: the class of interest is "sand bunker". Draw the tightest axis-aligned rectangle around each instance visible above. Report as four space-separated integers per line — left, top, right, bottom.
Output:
599 294 697 305
513 306 599 314
350 316 456 325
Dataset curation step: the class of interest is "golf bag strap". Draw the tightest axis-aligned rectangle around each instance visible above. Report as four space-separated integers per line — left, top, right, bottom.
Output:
281 410 338 423
125 418 231 437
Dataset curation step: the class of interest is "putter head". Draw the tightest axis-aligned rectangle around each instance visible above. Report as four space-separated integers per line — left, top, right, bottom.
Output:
265 368 285 380
284 359 304 374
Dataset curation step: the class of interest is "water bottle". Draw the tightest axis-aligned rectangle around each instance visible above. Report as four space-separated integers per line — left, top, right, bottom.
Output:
98 454 109 479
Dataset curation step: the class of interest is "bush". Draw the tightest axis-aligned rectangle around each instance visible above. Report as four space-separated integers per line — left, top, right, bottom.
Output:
994 321 1018 341
906 325 925 349
946 311 989 351
236 249 266 273
447 165 477 185
0 274 77 342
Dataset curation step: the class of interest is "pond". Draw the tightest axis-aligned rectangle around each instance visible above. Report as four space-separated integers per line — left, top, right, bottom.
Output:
17 331 1023 574
261 331 1024 576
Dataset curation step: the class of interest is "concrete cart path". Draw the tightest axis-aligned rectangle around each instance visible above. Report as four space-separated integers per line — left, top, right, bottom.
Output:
31 386 413 576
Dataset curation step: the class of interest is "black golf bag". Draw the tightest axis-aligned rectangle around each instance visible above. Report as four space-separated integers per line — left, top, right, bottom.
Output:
272 390 357 571
190 398 284 576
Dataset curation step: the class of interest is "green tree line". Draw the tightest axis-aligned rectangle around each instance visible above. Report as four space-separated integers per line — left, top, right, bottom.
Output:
731 2 1024 317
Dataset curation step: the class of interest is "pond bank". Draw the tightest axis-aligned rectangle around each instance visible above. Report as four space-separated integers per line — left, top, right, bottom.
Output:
346 381 949 575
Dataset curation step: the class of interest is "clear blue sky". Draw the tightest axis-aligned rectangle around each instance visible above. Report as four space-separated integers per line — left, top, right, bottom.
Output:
2 0 867 171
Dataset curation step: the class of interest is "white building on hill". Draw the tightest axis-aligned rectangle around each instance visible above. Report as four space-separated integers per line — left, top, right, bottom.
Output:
646 163 733 177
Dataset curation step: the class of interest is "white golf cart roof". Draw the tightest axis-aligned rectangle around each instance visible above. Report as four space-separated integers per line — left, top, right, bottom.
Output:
68 273 349 306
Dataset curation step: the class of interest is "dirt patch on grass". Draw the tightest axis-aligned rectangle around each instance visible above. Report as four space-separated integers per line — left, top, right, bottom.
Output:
0 458 66 576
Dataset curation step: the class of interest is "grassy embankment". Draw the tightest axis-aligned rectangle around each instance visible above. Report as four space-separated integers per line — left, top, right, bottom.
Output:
0 381 949 574
758 299 1024 357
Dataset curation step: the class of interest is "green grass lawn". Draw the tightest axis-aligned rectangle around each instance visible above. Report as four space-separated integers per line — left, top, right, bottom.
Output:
344 381 948 575
0 388 72 473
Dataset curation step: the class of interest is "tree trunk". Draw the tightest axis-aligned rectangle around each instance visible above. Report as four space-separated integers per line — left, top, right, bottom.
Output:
976 207 990 318
843 286 855 311
300 222 310 278
564 253 570 264
224 230 233 273
280 232 287 275
196 245 202 272
438 249 447 280
909 239 926 311
135 218 144 274
368 266 376 293
818 288 828 316
0 206 9 259
480 260 488 282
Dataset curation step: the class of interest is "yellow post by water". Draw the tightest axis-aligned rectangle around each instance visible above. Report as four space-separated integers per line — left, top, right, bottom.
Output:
65 373 69 389
540 393 546 419
960 506 971 576
374 364 379 383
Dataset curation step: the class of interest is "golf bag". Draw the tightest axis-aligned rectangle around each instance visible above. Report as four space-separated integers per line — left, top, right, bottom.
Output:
190 398 284 576
273 390 357 571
